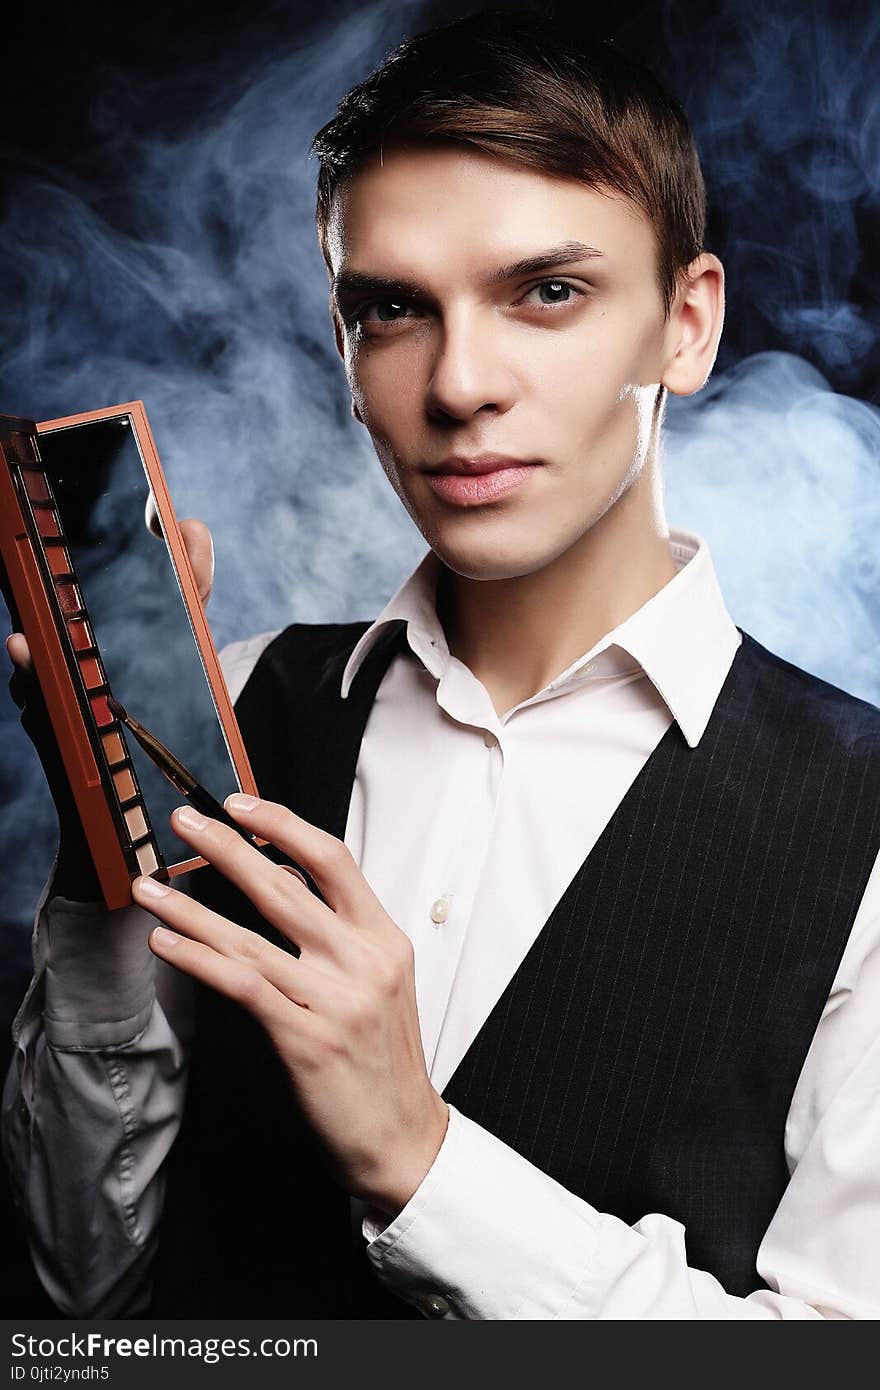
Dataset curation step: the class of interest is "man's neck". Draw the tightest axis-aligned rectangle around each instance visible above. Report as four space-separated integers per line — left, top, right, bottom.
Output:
435 465 679 716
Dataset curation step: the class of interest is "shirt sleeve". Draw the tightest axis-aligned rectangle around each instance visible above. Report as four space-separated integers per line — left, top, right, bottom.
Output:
0 636 269 1319
365 876 880 1320
1 876 191 1318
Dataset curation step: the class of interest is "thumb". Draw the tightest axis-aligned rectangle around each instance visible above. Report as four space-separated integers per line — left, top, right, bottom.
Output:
178 518 215 605
144 496 215 605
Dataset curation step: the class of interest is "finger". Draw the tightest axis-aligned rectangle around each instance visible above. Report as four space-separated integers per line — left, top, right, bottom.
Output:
6 632 32 673
144 500 214 603
6 634 46 729
167 804 333 947
132 875 319 1007
144 494 163 539
223 794 378 919
6 640 26 711
179 518 214 603
147 920 322 1061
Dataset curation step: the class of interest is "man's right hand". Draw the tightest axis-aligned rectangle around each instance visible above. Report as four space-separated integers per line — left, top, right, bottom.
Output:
5 518 215 902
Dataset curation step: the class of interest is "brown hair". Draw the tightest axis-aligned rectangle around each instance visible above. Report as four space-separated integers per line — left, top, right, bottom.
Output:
312 9 707 316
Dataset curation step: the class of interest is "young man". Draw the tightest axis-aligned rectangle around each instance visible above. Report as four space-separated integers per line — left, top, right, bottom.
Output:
4 10 880 1319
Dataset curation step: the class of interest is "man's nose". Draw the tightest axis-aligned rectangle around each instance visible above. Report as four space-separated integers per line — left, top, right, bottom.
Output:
425 310 517 422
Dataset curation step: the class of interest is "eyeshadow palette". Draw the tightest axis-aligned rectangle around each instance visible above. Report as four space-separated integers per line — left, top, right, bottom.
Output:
0 403 259 907
15 445 159 875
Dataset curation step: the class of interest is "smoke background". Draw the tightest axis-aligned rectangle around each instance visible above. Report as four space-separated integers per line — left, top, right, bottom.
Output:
1 0 878 1310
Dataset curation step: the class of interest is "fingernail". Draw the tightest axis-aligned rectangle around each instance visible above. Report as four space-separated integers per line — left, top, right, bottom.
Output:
177 805 209 831
225 793 259 814
151 926 179 949
135 876 171 898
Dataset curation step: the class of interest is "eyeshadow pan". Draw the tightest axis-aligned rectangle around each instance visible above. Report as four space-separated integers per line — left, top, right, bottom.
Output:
37 510 61 538
102 729 126 764
90 693 112 727
113 767 136 801
125 805 148 839
22 469 49 500
79 656 103 690
57 582 83 616
9 433 38 466
68 619 94 652
47 545 72 576
136 843 159 875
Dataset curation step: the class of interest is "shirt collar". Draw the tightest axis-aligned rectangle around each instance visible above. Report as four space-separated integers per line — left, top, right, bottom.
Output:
340 548 448 698
603 530 741 747
340 528 740 748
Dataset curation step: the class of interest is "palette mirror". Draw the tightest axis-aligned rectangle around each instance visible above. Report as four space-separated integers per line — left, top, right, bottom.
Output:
0 402 257 907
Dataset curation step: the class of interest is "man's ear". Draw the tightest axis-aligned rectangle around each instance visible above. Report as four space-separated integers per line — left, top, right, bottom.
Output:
333 312 364 424
660 253 725 397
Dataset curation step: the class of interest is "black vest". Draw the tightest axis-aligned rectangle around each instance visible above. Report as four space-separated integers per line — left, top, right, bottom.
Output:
149 621 880 1315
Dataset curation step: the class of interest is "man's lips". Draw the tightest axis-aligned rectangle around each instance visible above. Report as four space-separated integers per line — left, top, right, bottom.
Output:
424 454 536 476
422 456 541 507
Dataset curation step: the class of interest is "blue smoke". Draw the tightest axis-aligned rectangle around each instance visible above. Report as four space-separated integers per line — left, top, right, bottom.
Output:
650 0 880 396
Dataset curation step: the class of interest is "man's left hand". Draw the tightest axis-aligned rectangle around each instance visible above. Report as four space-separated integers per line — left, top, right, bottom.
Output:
132 794 449 1218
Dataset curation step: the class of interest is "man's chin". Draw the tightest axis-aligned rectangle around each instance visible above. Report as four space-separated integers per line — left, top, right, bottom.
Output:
423 533 566 584
404 489 587 583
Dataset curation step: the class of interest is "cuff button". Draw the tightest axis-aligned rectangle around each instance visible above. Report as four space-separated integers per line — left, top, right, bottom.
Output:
421 1292 451 1318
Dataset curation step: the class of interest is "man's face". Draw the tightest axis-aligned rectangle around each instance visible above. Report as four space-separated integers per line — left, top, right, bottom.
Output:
328 144 674 581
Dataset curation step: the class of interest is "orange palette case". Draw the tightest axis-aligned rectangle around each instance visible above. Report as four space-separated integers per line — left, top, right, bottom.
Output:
0 402 259 908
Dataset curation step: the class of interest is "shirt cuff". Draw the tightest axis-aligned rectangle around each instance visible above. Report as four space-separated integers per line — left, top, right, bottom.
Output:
364 1105 601 1319
41 896 158 1051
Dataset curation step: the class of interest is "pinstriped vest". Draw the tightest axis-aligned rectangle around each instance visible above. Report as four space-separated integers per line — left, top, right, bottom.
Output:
149 620 880 1315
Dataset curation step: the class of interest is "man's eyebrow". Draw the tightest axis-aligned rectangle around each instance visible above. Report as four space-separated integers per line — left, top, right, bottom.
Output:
333 271 424 305
485 241 606 283
332 242 605 307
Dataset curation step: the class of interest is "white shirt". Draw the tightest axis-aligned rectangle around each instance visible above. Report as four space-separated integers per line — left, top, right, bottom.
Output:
4 528 880 1318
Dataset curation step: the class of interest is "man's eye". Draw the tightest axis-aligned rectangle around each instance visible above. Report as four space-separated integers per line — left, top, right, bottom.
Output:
363 299 415 324
523 280 581 307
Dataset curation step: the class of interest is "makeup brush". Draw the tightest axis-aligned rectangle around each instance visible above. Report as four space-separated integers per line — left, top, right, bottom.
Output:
106 695 260 846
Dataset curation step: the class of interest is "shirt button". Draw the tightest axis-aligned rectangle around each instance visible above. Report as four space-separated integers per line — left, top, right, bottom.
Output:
430 896 451 925
483 730 498 748
421 1292 451 1318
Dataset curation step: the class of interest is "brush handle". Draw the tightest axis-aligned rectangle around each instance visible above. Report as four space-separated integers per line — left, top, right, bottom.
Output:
185 784 327 904
187 783 261 847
